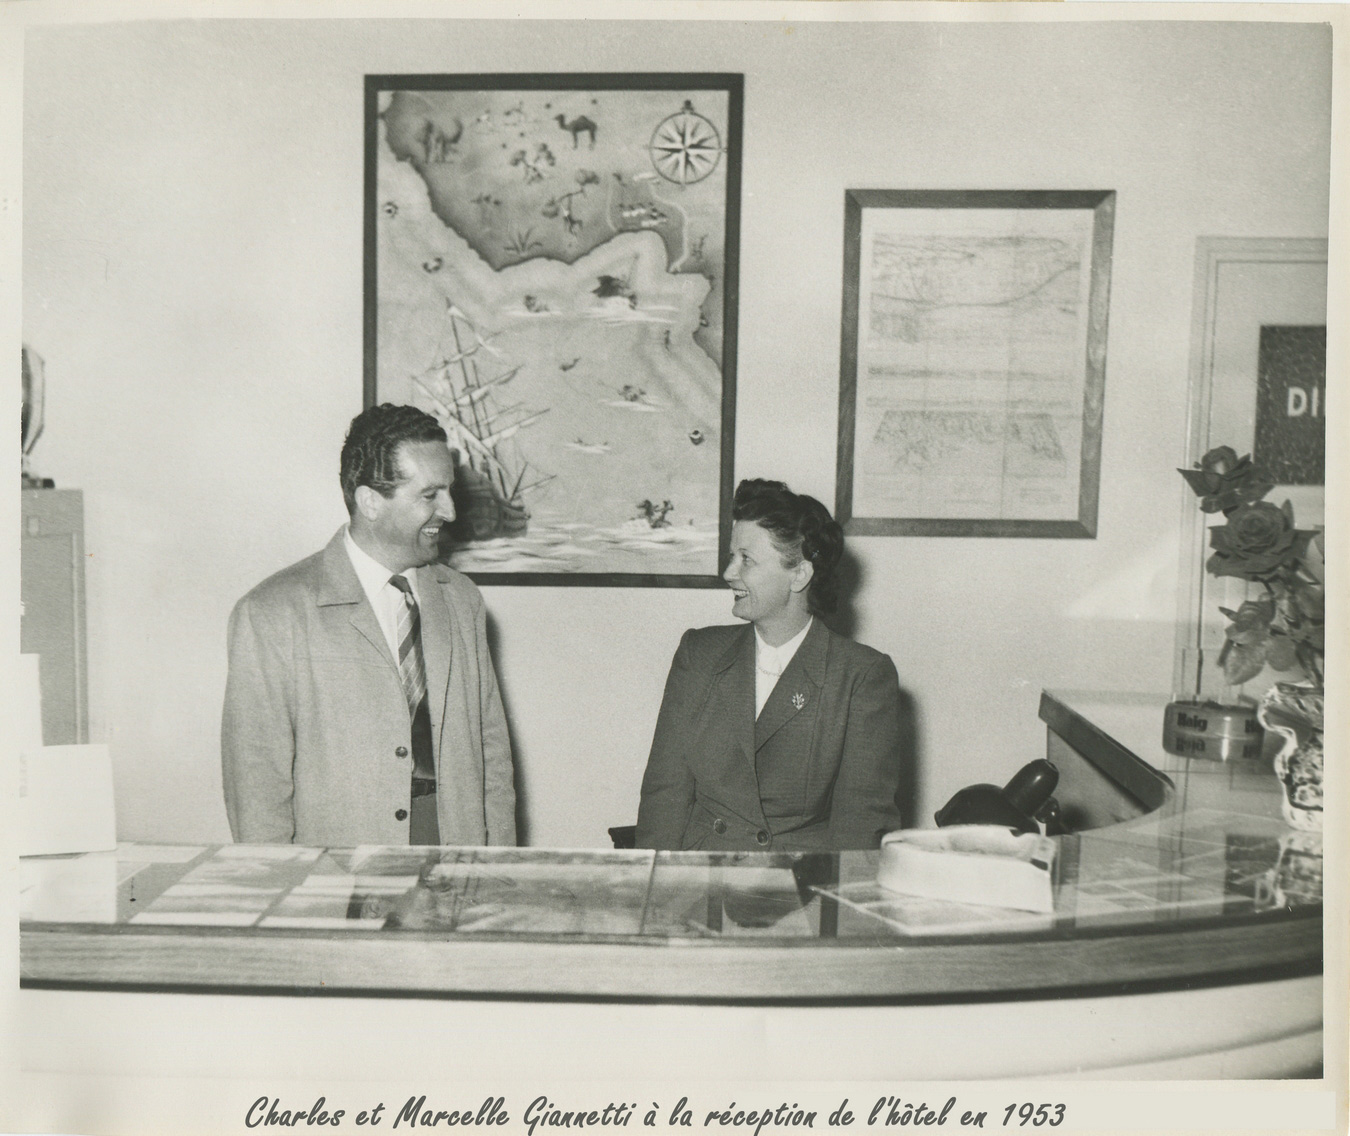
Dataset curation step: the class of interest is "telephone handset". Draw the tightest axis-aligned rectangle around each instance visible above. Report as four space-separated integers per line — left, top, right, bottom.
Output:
933 759 1066 835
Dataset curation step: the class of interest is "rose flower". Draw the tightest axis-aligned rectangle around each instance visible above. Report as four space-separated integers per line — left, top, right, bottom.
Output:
1207 501 1303 578
1178 446 1274 514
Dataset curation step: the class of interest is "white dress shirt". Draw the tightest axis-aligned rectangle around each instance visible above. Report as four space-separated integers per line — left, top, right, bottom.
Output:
754 617 812 718
344 526 420 662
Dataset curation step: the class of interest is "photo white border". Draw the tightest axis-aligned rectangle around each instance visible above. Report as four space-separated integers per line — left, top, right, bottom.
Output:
1 2 1345 1133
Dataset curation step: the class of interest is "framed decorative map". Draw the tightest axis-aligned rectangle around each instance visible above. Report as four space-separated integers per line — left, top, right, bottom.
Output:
365 74 742 585
836 190 1116 538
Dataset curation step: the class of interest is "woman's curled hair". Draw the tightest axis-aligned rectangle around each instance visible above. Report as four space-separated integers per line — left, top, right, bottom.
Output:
731 478 844 614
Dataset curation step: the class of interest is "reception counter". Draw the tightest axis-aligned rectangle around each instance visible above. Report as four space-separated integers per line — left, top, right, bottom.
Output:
17 690 1325 1080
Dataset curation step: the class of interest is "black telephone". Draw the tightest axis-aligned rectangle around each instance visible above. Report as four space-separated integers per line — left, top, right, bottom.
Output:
933 759 1066 835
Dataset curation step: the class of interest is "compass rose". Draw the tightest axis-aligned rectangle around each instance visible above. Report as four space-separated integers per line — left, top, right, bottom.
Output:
649 100 724 185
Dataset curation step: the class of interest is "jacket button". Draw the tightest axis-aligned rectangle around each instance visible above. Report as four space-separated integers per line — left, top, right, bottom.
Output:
395 808 408 821
755 830 769 846
712 818 727 835
395 746 408 757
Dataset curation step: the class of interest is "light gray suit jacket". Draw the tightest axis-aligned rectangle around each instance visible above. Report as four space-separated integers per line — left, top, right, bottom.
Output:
221 527 516 846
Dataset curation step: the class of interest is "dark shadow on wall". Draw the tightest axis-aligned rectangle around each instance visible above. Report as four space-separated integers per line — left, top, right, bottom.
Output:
828 544 863 642
825 543 922 830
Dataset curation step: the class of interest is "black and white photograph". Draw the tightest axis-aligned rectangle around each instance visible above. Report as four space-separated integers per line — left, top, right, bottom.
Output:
4 3 1345 1134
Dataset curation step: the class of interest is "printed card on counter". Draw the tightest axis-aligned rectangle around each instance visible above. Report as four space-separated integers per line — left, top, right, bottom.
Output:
877 825 1057 913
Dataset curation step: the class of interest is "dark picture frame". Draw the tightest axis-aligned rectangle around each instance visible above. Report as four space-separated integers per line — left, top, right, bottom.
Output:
365 73 742 585
836 189 1115 538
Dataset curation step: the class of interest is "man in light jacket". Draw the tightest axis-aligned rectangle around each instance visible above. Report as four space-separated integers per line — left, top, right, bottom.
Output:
222 404 516 847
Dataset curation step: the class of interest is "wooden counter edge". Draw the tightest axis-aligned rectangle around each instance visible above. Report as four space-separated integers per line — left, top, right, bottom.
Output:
22 912 1320 1000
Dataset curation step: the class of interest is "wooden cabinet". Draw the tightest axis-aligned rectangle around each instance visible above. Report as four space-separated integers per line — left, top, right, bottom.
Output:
21 489 88 745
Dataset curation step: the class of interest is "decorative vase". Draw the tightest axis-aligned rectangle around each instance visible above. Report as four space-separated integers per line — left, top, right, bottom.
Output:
1257 683 1324 832
21 345 55 489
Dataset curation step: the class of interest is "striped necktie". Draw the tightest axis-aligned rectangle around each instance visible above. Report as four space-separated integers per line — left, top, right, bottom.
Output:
388 575 427 715
388 574 437 840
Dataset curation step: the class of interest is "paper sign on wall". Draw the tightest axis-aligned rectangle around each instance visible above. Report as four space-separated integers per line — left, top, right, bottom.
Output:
20 744 117 857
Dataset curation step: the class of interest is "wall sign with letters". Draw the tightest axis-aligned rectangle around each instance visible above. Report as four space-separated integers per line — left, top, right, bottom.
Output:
1254 324 1325 485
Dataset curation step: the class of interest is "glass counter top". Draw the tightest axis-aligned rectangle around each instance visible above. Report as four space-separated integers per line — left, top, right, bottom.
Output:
20 808 1320 942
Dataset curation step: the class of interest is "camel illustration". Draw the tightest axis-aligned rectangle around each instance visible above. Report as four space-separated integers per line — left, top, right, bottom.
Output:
554 114 597 149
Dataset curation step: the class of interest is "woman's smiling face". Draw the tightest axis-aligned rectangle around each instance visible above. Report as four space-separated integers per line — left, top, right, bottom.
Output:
723 520 805 629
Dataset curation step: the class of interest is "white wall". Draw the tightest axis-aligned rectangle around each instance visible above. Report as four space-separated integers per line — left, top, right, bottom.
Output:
22 17 1332 845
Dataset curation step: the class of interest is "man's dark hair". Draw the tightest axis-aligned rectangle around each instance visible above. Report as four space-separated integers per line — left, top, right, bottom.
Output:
340 403 447 515
732 478 845 615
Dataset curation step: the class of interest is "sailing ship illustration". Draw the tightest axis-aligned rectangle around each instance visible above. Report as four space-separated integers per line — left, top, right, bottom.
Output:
412 304 554 542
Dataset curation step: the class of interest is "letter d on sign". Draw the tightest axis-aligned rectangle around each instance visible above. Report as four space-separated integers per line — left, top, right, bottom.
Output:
1288 387 1308 416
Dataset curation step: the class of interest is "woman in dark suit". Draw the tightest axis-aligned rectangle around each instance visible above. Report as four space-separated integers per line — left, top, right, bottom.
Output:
636 479 908 852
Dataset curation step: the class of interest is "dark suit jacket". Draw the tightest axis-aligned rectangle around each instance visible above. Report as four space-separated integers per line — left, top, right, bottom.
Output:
635 619 907 851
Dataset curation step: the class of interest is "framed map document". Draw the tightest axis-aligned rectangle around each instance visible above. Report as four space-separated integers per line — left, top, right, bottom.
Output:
365 74 742 585
836 190 1115 538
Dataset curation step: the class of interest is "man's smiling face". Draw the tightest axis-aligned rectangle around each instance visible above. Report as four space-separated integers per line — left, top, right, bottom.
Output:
358 440 457 573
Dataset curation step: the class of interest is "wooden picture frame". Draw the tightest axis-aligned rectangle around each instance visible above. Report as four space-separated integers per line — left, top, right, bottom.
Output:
364 73 742 586
836 189 1115 538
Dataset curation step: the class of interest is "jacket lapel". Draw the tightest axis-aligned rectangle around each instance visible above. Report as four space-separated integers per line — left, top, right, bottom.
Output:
755 618 828 751
315 527 396 669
